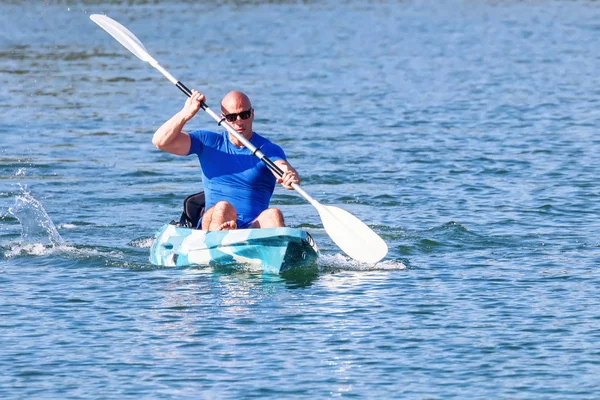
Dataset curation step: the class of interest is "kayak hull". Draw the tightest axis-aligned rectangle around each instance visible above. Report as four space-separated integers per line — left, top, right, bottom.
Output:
149 224 319 274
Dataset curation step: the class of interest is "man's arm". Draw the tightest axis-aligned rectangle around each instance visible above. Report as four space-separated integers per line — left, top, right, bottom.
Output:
152 90 205 156
273 160 300 190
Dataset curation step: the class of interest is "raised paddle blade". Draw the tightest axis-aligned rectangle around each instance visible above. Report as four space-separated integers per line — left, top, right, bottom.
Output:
90 14 155 64
316 204 388 263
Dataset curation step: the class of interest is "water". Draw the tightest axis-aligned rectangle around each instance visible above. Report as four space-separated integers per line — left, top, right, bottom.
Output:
2 0 600 398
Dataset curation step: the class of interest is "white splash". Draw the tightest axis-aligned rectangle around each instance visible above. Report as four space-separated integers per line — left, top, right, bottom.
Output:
7 190 64 248
59 223 78 229
5 243 50 258
128 237 155 248
317 253 406 271
4 242 103 259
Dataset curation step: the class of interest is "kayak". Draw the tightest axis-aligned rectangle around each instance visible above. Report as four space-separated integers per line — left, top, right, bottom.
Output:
149 223 319 274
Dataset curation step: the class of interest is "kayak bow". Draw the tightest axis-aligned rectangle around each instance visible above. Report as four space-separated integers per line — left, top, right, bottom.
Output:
150 224 319 274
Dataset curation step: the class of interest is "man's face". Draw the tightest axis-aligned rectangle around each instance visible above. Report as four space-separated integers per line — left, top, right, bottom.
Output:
221 97 254 138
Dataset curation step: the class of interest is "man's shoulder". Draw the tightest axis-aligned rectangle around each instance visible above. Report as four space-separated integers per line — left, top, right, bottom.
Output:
253 132 286 159
252 132 277 146
187 130 226 156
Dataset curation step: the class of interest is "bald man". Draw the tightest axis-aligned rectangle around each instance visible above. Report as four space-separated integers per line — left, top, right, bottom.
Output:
153 90 299 231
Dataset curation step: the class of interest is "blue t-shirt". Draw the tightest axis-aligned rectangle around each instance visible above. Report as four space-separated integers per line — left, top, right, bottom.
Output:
188 130 286 228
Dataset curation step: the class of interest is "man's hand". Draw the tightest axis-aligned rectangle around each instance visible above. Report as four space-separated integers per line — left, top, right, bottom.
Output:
278 168 300 190
181 90 206 120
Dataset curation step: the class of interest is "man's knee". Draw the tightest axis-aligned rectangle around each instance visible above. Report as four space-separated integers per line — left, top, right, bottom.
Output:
266 208 283 220
210 201 237 221
202 201 237 231
261 208 284 226
213 201 234 212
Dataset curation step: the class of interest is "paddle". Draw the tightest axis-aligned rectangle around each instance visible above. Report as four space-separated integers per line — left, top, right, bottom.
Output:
90 14 388 263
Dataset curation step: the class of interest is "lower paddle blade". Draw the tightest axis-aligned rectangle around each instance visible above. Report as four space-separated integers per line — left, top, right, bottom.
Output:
317 204 388 263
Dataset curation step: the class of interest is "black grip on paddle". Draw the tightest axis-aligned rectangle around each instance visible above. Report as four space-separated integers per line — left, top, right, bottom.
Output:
262 157 284 178
176 81 192 96
176 81 206 110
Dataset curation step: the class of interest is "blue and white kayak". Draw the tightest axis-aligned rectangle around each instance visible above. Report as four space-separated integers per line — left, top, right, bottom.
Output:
149 224 319 274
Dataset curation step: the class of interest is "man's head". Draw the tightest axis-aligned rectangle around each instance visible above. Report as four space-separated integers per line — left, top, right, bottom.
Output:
221 91 254 139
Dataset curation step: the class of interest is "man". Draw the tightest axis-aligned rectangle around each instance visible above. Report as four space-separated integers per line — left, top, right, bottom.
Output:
152 89 300 231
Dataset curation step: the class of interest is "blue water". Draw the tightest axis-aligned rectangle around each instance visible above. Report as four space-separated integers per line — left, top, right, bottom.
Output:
2 1 600 398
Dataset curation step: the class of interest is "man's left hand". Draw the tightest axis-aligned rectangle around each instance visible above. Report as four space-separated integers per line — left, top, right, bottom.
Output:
279 169 300 190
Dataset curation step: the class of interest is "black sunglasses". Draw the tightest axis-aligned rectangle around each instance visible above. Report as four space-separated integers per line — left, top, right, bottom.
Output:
223 108 253 123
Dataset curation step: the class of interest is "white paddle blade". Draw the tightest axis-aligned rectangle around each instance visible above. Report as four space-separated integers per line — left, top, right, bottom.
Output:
317 205 388 263
90 14 155 63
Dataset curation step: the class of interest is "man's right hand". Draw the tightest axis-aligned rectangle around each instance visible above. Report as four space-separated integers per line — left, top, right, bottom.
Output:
153 90 204 156
182 90 206 120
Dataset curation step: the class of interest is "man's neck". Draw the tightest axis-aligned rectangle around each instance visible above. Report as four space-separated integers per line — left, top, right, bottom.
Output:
229 131 252 148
